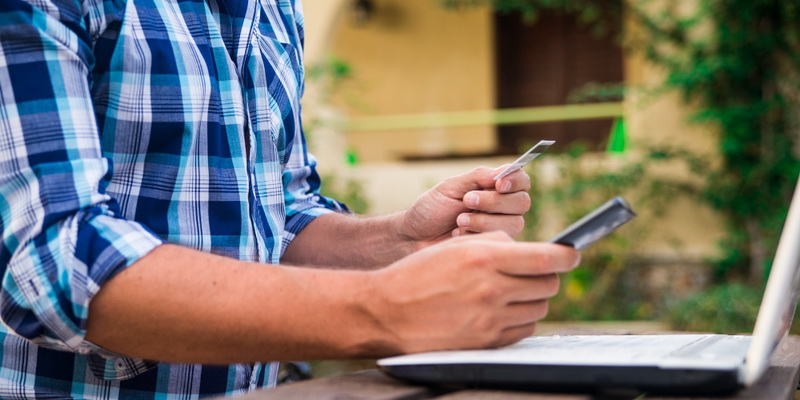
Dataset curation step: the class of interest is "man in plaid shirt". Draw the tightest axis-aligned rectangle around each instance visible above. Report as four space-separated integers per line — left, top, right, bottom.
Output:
0 0 579 397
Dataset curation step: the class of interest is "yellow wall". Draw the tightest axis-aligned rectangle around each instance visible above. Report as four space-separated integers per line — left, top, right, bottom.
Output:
327 0 496 162
623 45 724 259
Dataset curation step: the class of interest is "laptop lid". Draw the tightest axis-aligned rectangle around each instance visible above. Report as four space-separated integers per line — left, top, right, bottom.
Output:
741 173 800 385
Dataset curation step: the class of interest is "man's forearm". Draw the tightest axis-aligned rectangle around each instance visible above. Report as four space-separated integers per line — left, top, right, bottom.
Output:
85 244 393 364
86 233 581 365
282 166 535 270
282 212 424 269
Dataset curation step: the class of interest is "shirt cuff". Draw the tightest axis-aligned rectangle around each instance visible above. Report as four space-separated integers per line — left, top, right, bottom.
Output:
3 208 164 354
281 194 349 256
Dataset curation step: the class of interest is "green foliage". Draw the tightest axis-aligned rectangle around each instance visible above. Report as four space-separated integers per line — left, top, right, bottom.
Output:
304 55 370 214
306 55 353 93
440 0 622 36
665 284 762 334
303 55 355 141
319 173 370 215
629 0 800 282
524 144 706 321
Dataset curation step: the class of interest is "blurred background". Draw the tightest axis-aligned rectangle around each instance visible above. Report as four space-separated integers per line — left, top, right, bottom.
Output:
284 0 800 381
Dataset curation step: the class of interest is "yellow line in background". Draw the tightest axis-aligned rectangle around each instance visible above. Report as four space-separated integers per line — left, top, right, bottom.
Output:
343 102 624 132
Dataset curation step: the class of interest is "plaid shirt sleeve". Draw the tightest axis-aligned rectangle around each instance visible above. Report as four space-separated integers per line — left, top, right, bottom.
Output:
278 2 350 254
0 0 163 354
281 149 350 252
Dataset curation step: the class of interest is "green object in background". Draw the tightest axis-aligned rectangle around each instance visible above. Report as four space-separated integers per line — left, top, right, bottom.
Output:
345 148 359 166
607 117 627 154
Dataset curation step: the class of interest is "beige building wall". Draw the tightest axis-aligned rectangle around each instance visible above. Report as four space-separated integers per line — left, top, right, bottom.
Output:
302 0 348 66
325 0 497 162
623 48 724 260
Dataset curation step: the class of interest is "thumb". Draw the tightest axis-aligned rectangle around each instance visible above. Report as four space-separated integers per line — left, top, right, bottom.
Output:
437 167 497 199
450 230 514 244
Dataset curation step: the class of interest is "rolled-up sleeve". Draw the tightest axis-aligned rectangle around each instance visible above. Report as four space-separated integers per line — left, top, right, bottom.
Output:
0 0 163 353
281 147 349 253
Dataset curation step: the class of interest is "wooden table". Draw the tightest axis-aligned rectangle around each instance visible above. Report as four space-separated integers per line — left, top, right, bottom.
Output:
233 336 800 400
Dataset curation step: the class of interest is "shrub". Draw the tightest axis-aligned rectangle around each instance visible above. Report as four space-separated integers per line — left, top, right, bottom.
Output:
665 284 763 334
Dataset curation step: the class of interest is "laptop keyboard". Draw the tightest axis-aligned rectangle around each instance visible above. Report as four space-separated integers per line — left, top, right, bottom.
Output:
663 334 751 361
502 334 751 365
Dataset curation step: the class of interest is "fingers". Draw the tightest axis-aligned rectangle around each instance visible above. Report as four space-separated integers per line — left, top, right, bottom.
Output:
463 239 581 276
494 322 538 348
501 302 548 330
477 302 549 349
449 229 515 243
436 167 497 199
437 166 531 198
452 168 531 236
503 274 561 303
492 302 550 347
462 190 531 215
439 234 580 276
492 168 531 194
455 212 525 237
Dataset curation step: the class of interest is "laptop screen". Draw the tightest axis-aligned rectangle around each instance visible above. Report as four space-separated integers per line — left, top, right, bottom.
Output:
742 174 800 385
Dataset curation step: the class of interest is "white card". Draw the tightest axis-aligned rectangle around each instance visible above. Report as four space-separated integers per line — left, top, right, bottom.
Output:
492 140 555 181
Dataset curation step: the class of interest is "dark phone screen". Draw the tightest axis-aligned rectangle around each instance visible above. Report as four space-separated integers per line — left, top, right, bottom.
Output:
548 197 636 250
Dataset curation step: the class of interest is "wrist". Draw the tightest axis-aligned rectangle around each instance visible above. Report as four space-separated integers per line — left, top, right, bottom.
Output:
343 269 403 357
391 210 428 255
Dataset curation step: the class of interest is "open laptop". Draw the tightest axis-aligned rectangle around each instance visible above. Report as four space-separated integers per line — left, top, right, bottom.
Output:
378 175 800 395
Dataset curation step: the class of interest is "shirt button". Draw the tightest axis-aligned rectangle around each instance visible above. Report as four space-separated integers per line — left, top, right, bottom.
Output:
114 359 125 371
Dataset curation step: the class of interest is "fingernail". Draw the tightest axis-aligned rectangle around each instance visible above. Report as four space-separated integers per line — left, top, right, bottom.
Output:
464 192 479 208
452 229 461 237
500 180 512 193
457 213 471 227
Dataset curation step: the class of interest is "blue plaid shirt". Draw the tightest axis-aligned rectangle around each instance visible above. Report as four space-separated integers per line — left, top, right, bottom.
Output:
0 0 346 397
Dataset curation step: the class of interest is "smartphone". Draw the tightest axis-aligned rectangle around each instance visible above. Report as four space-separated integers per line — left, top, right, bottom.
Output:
493 140 555 181
548 197 636 250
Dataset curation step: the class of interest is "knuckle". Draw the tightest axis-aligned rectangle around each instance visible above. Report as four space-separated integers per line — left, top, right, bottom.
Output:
482 327 506 348
521 173 532 189
437 178 458 194
474 166 491 175
510 216 525 234
522 323 537 338
520 192 531 210
534 300 550 320
486 230 512 241
476 282 503 305
471 317 499 344
486 335 506 349
483 192 498 209
532 250 553 271
462 246 494 267
466 212 484 230
544 274 560 296
511 324 536 345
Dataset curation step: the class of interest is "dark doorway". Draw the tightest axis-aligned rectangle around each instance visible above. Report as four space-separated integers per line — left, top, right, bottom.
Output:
494 10 624 154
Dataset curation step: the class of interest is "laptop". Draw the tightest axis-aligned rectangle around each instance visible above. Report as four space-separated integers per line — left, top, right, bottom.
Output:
377 175 800 395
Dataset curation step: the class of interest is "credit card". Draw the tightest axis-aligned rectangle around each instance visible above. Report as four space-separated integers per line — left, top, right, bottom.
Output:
492 140 555 181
